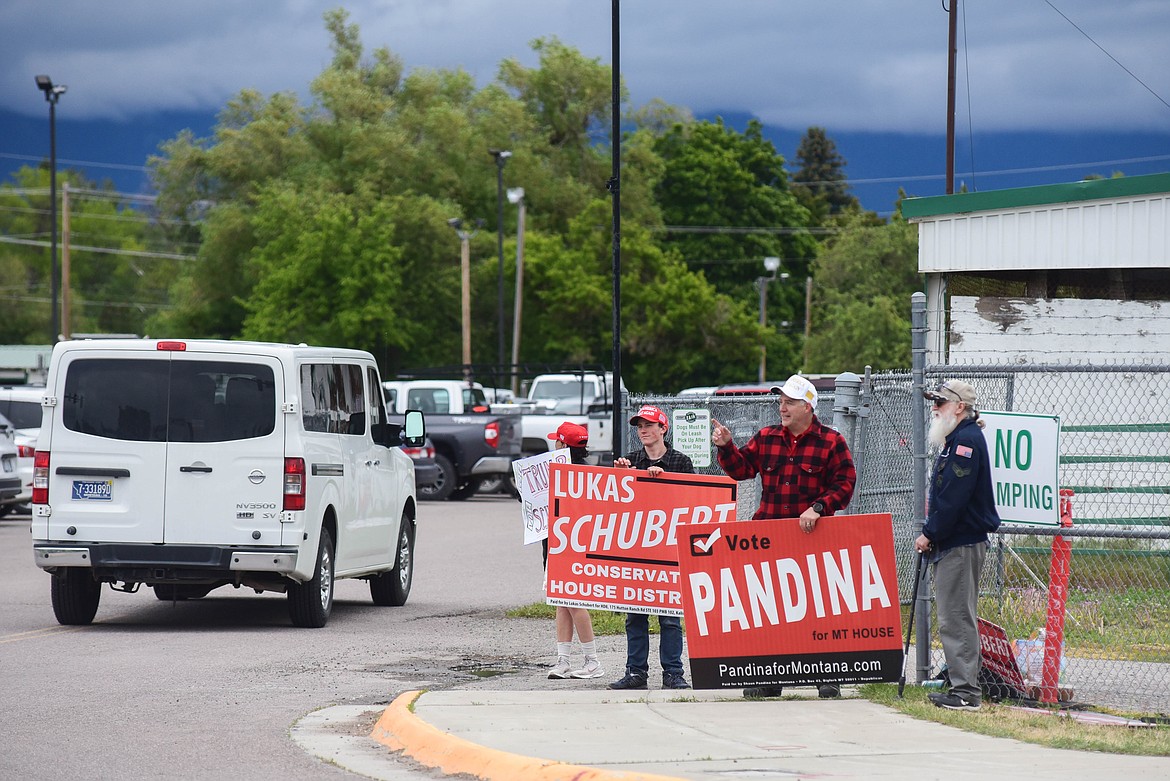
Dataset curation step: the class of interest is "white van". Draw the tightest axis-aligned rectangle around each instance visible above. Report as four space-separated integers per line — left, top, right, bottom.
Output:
31 339 425 628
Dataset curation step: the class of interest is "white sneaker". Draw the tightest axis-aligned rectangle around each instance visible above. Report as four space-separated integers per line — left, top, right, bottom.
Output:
548 658 572 679
570 659 604 679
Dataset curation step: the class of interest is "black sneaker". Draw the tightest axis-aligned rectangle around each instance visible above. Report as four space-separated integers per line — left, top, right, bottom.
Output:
818 684 841 699
607 672 648 690
929 692 981 711
663 672 690 690
743 685 784 698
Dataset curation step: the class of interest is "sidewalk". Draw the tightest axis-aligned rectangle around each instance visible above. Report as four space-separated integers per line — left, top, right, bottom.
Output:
295 688 1170 781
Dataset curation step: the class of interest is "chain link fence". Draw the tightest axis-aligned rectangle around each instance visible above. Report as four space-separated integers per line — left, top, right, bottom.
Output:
629 362 1170 714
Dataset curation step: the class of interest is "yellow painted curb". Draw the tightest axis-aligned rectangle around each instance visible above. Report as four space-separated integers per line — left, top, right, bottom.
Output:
370 690 688 781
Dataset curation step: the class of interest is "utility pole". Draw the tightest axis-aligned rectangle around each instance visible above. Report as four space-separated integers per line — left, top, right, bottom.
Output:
62 182 71 339
946 0 958 194
447 218 482 375
489 150 511 375
508 188 526 396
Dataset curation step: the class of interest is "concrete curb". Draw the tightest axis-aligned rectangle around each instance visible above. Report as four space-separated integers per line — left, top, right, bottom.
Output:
370 690 687 781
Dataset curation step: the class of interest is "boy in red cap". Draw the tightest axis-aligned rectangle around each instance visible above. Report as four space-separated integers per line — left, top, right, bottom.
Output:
609 405 694 690
542 422 604 680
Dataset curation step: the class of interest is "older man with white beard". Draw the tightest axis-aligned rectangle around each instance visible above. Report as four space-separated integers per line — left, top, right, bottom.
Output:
915 380 1001 711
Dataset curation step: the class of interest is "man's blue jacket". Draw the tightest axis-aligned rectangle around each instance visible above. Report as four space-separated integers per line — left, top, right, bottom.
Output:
925 417 1001 551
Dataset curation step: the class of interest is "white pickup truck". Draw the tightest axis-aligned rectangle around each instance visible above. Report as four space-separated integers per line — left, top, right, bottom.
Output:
501 372 624 463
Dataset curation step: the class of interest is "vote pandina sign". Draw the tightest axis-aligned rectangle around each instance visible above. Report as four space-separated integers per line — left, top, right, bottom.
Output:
677 513 904 689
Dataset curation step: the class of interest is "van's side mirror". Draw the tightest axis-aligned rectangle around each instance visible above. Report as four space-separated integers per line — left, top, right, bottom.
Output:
402 409 426 447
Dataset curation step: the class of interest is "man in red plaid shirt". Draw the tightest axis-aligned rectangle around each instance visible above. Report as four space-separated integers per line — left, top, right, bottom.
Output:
711 374 856 699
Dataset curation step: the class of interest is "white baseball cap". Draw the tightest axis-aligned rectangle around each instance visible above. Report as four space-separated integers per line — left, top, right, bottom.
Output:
770 375 818 407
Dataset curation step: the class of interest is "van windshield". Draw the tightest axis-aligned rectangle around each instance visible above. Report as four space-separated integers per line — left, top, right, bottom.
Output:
62 358 276 442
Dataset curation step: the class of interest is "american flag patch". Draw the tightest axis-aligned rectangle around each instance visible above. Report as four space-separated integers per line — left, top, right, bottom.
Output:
956 445 973 458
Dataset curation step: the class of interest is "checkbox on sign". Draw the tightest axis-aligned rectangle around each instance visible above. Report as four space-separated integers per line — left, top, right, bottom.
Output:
691 528 721 556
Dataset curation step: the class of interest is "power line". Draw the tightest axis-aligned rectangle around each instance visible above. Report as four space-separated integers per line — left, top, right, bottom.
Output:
1043 0 1170 112
658 225 836 235
0 151 148 173
0 235 197 261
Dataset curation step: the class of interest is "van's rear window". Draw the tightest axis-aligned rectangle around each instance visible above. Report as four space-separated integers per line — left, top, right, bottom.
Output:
62 358 276 443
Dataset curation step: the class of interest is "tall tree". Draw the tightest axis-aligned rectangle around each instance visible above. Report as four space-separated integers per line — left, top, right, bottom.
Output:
792 126 858 219
652 118 817 379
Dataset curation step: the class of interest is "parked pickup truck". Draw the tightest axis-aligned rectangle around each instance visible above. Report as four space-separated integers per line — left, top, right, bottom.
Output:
383 380 520 501
492 372 625 465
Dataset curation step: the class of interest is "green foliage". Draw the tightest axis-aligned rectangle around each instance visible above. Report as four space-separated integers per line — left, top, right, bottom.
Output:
135 10 912 388
518 200 763 391
792 126 859 217
804 213 921 372
651 118 817 381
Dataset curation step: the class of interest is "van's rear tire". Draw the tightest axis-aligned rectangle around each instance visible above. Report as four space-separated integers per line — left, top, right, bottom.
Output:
371 515 414 606
51 568 101 625
419 455 455 501
288 527 334 628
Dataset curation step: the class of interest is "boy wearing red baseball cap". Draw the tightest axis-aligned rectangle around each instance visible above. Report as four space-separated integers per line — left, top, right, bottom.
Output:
609 404 694 690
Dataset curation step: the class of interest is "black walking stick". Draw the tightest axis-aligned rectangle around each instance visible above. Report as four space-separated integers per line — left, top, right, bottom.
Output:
897 551 925 698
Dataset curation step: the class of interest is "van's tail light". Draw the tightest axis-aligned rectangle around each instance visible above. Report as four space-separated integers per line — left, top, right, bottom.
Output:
484 421 500 449
283 458 305 511
32 450 50 504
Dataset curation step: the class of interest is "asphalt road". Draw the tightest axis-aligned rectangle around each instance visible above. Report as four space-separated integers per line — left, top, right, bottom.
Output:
0 494 567 780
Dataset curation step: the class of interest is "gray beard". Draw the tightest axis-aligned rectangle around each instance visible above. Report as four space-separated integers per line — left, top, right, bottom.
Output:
928 412 960 448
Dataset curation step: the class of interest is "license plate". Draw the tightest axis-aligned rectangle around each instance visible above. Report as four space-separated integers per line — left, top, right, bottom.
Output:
72 480 113 501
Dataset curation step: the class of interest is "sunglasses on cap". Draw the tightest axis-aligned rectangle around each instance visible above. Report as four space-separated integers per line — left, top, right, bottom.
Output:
924 382 962 404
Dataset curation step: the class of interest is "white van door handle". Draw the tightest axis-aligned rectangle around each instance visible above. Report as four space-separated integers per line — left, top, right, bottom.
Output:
180 465 213 473
364 459 380 467
56 466 131 478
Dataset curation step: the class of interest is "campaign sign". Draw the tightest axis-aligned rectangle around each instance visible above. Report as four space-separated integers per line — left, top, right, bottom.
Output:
545 463 738 615
977 617 1028 693
678 513 903 689
512 449 571 545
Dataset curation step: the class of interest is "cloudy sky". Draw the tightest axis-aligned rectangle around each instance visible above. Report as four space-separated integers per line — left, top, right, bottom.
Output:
2 1 1169 208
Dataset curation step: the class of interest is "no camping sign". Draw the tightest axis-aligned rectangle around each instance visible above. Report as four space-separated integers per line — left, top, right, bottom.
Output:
980 411 1061 526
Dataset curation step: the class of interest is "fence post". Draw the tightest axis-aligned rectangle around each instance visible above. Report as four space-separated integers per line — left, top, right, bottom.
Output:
832 371 861 441
911 292 932 683
1040 489 1074 703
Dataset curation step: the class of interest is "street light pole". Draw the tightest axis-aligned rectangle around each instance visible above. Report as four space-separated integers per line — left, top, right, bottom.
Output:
489 150 511 379
757 257 781 383
507 188 526 396
35 74 66 342
447 218 481 375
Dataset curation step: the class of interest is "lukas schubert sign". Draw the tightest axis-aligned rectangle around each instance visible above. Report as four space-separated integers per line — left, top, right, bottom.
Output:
545 463 738 615
678 514 903 689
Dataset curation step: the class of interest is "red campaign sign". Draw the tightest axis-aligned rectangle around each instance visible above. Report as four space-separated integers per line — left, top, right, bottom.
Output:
677 514 904 689
977 618 1028 693
544 463 738 615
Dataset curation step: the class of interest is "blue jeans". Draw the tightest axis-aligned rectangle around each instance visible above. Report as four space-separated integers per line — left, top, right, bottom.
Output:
624 613 684 677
